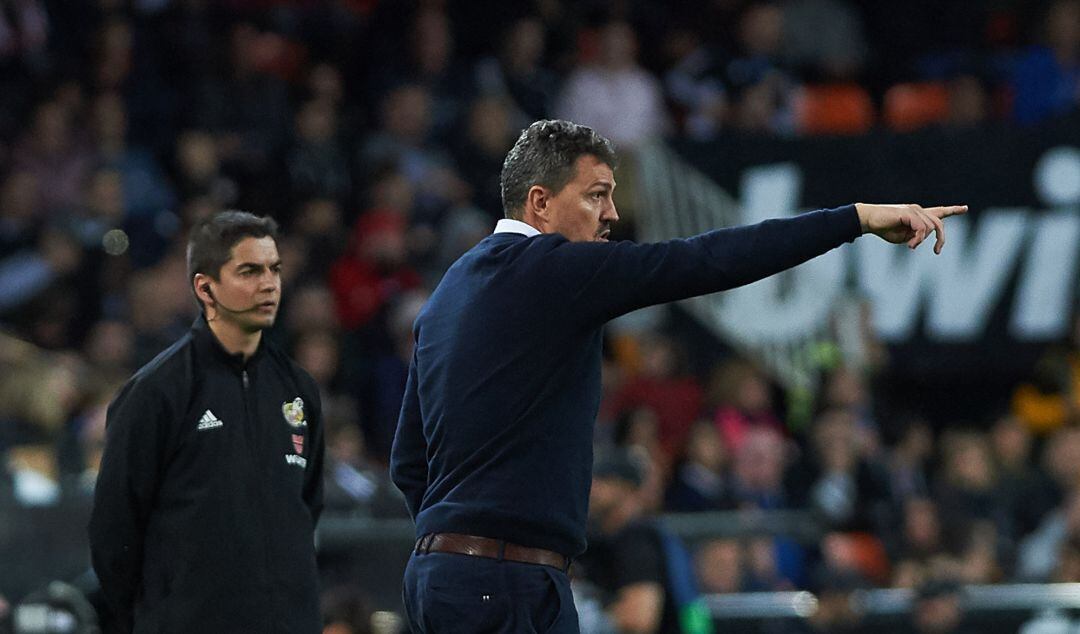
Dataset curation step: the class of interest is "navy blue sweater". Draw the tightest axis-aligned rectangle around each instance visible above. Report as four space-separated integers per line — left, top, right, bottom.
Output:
390 205 862 557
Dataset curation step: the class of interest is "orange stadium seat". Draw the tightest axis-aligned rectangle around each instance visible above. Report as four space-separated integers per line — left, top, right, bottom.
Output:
793 84 875 135
883 82 950 132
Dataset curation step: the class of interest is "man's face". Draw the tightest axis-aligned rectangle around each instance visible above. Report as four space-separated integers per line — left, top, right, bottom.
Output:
210 236 282 331
544 154 618 242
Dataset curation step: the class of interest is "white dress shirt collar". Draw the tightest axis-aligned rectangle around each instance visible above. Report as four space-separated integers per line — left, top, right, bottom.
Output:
493 218 541 237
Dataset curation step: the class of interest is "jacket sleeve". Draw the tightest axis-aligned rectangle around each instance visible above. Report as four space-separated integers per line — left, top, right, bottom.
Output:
302 386 325 524
87 379 170 632
389 348 427 520
548 205 862 327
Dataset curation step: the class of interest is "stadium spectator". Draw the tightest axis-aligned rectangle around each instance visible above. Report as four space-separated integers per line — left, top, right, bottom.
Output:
288 98 352 204
890 497 946 587
818 365 880 458
11 100 93 216
359 84 467 221
329 209 422 332
294 329 342 394
732 427 788 510
556 21 668 147
723 2 795 134
662 25 728 140
608 333 704 463
696 538 745 594
472 16 561 125
282 282 341 347
744 534 799 591
991 414 1053 543
363 290 428 460
288 198 348 279
83 319 133 374
909 578 971 634
189 22 293 212
126 259 193 366
90 92 175 220
933 431 1004 531
451 96 516 219
1040 427 1080 508
885 417 934 506
1016 490 1080 581
173 129 239 208
611 406 664 469
578 448 681 634
710 359 784 454
320 397 391 515
665 420 735 512
1009 0 1080 125
403 6 470 139
788 409 889 531
0 0 48 66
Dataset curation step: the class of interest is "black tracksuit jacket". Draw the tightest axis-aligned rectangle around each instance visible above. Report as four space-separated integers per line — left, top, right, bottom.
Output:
89 316 325 633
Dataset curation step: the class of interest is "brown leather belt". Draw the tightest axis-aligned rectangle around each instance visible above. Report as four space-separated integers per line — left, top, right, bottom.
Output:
415 533 571 572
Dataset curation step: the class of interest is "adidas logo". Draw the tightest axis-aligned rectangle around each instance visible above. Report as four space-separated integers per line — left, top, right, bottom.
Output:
197 410 223 431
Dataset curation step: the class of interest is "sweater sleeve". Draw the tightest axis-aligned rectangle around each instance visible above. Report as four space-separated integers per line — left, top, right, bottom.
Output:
88 379 170 632
547 205 861 327
389 348 428 520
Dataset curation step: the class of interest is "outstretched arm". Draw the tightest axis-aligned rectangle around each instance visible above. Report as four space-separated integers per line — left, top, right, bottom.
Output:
547 205 863 325
544 203 968 327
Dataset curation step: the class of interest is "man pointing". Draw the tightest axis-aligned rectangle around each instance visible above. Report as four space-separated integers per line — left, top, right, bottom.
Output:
391 119 965 633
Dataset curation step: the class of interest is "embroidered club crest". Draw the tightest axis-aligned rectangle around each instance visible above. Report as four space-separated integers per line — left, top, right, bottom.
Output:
291 433 304 455
282 397 306 428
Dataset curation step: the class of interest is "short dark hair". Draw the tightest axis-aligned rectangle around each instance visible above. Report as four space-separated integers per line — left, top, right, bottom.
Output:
500 119 618 219
186 210 280 302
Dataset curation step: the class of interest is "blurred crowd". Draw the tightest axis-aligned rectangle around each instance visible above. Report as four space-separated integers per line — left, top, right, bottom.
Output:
2 0 1080 631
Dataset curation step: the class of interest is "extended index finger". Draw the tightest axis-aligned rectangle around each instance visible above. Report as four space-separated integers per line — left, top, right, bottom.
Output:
926 205 969 219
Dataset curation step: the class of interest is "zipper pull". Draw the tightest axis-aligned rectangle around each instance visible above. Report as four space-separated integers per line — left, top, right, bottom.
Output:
242 370 249 389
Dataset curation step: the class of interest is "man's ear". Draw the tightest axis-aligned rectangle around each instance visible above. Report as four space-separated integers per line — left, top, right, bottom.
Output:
525 184 549 221
193 273 214 306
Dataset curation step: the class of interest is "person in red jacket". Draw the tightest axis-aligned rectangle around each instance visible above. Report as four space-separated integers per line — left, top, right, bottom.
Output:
329 209 422 331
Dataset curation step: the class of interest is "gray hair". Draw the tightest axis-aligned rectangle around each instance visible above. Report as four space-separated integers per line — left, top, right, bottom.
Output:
499 120 618 219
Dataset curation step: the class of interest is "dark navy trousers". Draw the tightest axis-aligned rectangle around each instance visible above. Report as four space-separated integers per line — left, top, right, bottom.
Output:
403 552 580 633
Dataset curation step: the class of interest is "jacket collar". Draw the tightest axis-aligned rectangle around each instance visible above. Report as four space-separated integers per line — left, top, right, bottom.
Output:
191 313 267 371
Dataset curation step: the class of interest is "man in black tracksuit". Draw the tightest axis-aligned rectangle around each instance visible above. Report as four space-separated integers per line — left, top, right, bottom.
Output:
89 211 325 633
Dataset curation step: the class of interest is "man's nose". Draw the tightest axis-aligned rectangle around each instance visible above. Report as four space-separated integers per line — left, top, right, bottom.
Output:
260 273 280 292
603 201 619 222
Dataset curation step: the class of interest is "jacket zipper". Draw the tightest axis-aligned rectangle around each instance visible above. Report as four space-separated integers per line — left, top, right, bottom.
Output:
241 368 274 631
